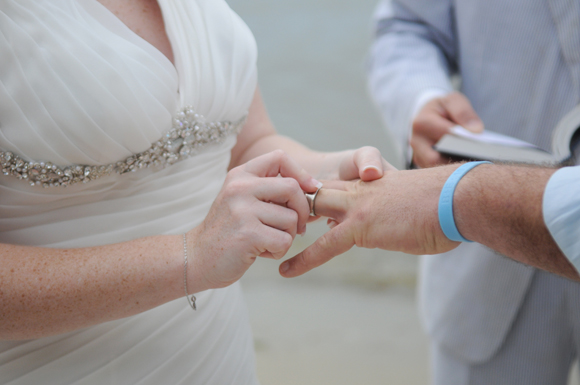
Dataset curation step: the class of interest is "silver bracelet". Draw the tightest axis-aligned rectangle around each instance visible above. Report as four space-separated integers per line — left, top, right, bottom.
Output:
182 233 197 311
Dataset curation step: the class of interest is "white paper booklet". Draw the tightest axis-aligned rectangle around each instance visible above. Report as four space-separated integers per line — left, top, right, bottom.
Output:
434 105 580 165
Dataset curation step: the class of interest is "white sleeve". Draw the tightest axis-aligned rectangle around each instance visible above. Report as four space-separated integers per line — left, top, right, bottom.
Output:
367 0 455 166
543 166 580 273
405 88 450 164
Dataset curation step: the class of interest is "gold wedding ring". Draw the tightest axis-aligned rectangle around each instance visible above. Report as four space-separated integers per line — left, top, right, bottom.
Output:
305 184 323 217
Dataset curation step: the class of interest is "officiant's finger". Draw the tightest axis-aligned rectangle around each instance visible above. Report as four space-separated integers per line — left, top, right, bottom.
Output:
411 135 448 168
442 92 484 133
244 150 320 192
279 223 355 277
413 112 454 143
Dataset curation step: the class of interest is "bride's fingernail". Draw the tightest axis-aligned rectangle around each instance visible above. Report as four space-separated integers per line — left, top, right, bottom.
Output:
363 165 380 173
310 178 322 188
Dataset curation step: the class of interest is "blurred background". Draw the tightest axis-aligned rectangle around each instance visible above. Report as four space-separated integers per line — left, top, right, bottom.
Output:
228 0 431 383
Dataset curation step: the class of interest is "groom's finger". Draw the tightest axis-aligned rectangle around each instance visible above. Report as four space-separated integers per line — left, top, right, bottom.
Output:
314 188 348 220
279 222 355 277
319 179 350 191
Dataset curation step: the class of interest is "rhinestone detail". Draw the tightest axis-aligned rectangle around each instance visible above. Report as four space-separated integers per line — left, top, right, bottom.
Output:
0 107 245 188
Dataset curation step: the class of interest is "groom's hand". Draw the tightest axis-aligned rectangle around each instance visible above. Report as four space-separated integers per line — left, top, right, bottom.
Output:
279 166 461 277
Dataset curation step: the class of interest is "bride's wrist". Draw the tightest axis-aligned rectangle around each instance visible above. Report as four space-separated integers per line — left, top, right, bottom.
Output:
183 227 210 295
315 150 351 181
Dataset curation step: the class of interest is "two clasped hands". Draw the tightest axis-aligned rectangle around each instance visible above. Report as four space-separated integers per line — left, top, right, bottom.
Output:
197 92 493 290
279 92 488 275
203 145 467 288
279 157 473 278
277 92 488 278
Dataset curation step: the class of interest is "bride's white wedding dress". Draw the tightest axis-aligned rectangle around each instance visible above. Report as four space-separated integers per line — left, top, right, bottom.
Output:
0 0 259 383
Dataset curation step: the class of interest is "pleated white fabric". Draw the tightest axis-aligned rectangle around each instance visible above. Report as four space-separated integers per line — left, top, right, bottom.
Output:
0 0 259 383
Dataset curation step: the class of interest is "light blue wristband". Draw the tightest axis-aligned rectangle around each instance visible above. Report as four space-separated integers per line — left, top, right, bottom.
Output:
438 161 492 242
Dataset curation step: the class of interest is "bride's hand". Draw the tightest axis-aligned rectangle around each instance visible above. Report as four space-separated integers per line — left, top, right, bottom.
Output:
188 150 320 290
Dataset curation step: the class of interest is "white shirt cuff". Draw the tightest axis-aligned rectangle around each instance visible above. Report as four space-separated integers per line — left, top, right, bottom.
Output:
406 89 450 166
543 166 580 273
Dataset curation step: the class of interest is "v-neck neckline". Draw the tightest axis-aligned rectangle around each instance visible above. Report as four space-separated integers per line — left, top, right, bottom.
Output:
86 0 179 81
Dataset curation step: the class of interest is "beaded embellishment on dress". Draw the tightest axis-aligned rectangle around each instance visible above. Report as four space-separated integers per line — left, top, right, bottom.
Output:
0 107 245 187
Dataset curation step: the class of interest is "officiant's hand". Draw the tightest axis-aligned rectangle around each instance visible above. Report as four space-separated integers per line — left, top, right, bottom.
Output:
412 91 484 168
279 166 461 277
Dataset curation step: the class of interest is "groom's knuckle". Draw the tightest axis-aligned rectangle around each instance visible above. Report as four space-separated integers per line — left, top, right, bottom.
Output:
352 204 370 224
314 235 332 257
296 252 311 270
352 179 364 193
